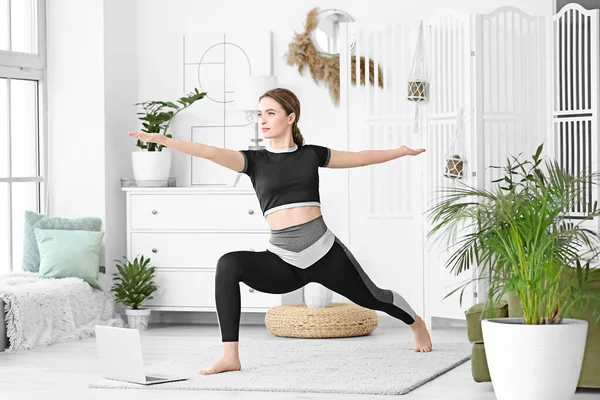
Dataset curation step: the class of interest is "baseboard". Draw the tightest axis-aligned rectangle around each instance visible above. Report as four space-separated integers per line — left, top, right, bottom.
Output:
431 317 466 329
372 315 464 328
147 311 267 325
143 311 466 328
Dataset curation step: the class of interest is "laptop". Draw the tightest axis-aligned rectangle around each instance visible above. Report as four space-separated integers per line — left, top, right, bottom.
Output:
95 325 188 385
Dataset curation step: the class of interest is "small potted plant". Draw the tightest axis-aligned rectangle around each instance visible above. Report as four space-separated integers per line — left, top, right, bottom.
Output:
112 255 158 331
132 88 206 182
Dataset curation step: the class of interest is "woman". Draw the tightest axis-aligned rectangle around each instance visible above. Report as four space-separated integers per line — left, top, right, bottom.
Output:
128 88 431 376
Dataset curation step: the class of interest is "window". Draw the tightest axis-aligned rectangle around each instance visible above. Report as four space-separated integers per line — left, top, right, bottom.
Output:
0 0 46 274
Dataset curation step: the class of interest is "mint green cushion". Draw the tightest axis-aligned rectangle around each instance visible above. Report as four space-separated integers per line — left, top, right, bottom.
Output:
35 228 104 289
22 211 102 272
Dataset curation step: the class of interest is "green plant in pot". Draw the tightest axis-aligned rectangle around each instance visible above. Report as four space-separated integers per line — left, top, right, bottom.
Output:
112 255 158 331
131 88 206 183
426 143 600 400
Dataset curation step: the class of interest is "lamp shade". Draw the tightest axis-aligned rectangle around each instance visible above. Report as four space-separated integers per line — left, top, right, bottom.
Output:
235 75 278 111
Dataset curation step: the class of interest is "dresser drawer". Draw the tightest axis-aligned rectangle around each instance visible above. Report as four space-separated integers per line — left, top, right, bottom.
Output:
145 270 281 309
145 270 215 308
131 232 271 268
130 193 267 230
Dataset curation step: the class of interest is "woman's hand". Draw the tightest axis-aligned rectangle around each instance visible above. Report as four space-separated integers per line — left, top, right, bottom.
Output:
400 145 426 157
128 131 167 145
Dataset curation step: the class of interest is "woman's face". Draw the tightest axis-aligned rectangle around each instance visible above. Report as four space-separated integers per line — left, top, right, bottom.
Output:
257 97 294 140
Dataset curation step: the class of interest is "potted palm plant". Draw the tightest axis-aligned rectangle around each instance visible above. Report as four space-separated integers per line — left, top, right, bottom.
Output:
132 88 206 182
427 144 600 400
112 255 158 331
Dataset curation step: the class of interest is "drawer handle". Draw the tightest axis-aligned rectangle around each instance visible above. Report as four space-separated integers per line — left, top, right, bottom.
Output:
248 209 254 215
152 209 158 215
152 248 158 253
249 288 255 293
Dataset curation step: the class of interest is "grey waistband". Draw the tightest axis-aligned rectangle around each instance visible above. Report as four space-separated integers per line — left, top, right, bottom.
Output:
268 216 335 269
269 215 327 252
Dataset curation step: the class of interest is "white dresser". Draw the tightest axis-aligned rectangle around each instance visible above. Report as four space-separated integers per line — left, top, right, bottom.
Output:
122 186 281 312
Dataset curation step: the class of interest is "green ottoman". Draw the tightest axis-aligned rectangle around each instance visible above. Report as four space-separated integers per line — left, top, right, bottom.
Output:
465 301 508 343
570 305 600 388
471 343 490 382
465 301 508 383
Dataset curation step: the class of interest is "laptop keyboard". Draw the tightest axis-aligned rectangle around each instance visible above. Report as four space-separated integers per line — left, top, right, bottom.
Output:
145 376 164 382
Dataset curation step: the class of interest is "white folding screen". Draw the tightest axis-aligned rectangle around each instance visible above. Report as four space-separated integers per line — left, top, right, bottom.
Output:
475 7 548 191
340 4 600 321
345 23 421 219
423 11 476 320
424 11 473 200
550 5 599 224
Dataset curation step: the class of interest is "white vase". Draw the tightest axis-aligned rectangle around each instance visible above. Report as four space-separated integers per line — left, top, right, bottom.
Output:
481 318 588 400
131 150 172 182
125 308 151 331
304 282 333 308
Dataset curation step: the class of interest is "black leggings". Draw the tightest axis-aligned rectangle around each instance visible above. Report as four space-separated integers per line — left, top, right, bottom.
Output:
215 237 417 342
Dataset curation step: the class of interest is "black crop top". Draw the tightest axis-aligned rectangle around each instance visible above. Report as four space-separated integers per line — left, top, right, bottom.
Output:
239 144 331 216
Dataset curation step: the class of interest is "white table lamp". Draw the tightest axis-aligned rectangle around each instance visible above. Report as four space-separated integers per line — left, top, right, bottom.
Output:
235 75 278 150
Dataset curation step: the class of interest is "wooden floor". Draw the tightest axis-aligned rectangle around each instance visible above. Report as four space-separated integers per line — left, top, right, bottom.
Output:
1 323 599 400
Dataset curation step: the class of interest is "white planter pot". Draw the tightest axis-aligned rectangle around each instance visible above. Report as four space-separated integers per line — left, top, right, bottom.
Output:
481 318 588 400
125 308 152 331
304 282 333 308
132 150 172 182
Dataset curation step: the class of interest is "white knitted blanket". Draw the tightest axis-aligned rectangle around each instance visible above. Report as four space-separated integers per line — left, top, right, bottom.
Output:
0 271 124 351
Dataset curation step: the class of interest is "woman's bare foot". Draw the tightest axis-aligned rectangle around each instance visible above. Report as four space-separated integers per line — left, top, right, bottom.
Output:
199 342 241 375
199 356 241 375
410 315 433 352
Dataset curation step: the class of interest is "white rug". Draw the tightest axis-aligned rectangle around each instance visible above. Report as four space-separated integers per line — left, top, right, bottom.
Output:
89 338 471 395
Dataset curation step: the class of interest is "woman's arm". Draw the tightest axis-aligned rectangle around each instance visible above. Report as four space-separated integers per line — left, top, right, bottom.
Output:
165 137 245 172
128 131 245 172
326 146 426 169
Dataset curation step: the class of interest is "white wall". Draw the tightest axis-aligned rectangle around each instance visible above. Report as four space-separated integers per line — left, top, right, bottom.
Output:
46 0 137 273
103 0 138 274
46 0 107 264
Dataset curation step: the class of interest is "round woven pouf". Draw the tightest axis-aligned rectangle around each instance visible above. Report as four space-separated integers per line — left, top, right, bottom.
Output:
264 302 378 338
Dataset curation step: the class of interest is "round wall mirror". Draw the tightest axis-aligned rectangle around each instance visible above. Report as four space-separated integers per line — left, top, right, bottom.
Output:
310 9 355 56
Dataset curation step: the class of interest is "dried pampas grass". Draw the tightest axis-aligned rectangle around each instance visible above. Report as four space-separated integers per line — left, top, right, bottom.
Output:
286 7 384 105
